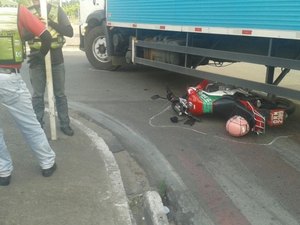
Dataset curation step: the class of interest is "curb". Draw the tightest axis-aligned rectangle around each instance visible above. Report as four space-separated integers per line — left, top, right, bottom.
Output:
68 102 210 225
144 191 169 225
68 105 172 225
70 115 136 225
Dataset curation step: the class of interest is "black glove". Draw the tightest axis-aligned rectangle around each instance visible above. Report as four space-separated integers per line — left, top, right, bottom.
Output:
27 51 45 65
48 19 63 33
48 19 57 28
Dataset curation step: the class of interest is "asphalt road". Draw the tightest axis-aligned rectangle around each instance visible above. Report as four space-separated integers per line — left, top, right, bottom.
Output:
22 49 300 225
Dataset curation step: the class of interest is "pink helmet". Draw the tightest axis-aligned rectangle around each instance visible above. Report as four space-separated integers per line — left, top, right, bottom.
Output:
226 115 250 137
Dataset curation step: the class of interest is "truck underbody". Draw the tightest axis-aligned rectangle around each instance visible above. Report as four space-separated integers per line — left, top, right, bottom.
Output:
80 10 300 100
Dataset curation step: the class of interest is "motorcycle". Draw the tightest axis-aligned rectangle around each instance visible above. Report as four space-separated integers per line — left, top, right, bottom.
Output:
166 80 295 136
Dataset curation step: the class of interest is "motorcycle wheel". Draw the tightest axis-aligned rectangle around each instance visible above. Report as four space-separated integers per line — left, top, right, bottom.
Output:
258 97 296 116
245 91 296 116
272 97 296 116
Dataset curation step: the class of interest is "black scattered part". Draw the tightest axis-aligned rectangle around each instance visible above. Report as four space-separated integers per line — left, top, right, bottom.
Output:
170 116 179 123
151 94 161 100
184 118 196 126
151 94 167 100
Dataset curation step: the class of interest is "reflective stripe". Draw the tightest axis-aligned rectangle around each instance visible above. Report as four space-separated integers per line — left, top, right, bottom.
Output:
27 4 65 49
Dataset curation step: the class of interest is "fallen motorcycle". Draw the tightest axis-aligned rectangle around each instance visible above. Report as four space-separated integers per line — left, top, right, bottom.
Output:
166 80 295 137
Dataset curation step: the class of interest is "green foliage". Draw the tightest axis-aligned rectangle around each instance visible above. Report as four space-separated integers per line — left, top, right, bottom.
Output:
62 0 79 22
15 0 80 22
158 180 168 198
17 0 31 7
0 0 18 7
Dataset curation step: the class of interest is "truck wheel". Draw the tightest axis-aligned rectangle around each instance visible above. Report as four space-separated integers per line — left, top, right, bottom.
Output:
84 26 118 70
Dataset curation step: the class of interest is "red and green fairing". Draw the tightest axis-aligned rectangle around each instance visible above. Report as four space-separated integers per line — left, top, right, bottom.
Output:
187 80 222 116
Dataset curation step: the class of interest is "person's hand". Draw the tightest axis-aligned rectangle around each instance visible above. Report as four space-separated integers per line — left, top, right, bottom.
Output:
27 51 44 65
39 16 47 24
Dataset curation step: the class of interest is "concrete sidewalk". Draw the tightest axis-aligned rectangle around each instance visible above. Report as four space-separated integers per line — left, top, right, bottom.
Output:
0 105 134 225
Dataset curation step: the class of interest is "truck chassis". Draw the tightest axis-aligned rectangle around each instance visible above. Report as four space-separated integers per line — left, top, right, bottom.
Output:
80 9 300 100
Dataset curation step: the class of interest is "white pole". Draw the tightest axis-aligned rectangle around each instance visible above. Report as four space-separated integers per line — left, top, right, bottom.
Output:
40 0 57 140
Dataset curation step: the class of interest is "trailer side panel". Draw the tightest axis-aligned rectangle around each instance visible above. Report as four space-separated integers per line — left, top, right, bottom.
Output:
107 0 300 39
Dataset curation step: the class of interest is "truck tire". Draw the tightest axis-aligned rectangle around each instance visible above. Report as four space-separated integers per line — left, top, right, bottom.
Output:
84 26 118 70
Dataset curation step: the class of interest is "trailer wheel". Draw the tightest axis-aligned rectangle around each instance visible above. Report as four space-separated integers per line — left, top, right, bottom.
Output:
84 26 118 70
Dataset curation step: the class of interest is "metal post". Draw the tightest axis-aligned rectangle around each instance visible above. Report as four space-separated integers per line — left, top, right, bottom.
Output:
265 38 274 84
40 0 57 140
265 66 275 84
132 37 136 64
184 33 189 68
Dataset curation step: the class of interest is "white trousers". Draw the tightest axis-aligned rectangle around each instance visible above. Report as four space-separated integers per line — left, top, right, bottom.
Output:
0 72 56 177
